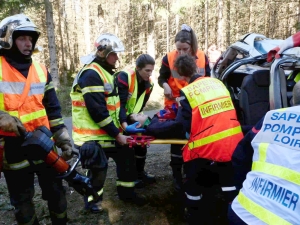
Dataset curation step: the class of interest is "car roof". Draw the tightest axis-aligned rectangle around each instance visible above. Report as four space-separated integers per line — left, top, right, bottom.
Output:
281 47 300 58
230 33 283 57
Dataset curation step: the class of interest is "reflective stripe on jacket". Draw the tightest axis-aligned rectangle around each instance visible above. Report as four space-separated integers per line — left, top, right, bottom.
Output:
125 69 153 114
232 107 300 225
70 62 121 146
0 56 49 170
182 77 243 162
0 56 49 131
165 50 205 107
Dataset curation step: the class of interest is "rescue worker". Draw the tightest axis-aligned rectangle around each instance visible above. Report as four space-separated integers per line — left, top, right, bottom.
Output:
116 54 156 188
126 112 185 139
158 24 211 191
0 14 72 225
228 82 300 224
70 33 146 213
174 54 243 225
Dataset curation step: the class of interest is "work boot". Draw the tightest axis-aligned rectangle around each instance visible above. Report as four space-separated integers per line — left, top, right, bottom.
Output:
134 179 145 189
84 197 103 213
173 178 183 192
120 193 148 206
138 171 156 184
135 171 156 188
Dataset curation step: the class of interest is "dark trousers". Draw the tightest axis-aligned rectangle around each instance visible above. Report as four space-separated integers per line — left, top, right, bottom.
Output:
4 163 67 225
184 158 237 225
134 145 147 176
170 144 184 180
87 145 137 200
228 204 247 225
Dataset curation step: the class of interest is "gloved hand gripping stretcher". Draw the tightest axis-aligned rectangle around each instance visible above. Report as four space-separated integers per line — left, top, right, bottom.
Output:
127 135 187 147
0 126 100 202
126 105 188 147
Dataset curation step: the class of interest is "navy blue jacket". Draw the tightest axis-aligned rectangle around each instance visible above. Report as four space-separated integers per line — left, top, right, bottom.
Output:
77 59 120 138
144 109 186 139
231 117 264 191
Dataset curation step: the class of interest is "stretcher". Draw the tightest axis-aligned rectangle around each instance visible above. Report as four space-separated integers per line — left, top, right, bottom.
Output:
127 135 188 148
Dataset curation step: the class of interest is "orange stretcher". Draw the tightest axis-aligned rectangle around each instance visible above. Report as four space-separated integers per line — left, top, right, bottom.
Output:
127 135 188 148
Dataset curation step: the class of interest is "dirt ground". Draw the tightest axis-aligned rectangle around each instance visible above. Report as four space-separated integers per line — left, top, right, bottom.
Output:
0 148 188 225
0 81 189 225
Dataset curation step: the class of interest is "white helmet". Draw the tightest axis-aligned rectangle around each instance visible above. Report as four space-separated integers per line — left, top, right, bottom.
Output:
0 14 40 49
80 33 125 64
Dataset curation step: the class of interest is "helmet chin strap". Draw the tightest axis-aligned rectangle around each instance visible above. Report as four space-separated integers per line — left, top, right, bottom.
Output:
3 43 32 63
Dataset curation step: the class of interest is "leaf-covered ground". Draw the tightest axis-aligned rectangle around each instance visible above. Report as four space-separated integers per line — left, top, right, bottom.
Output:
0 147 189 225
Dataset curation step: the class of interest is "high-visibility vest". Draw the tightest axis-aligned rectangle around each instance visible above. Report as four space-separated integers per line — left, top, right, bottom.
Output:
124 69 153 114
232 107 300 225
181 77 243 163
0 56 49 131
165 50 206 107
70 62 121 147
0 56 49 170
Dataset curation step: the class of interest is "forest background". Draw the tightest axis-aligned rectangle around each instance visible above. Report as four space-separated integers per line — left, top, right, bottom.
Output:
1 1 300 225
1 0 300 115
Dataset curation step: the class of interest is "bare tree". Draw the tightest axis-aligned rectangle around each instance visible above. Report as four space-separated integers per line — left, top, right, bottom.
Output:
217 0 224 50
205 0 208 52
44 0 59 88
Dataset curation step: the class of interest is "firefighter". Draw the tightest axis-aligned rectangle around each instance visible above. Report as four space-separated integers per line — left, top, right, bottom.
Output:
70 33 146 213
174 54 243 225
158 24 211 191
228 82 300 224
0 14 72 225
126 112 185 140
116 54 156 188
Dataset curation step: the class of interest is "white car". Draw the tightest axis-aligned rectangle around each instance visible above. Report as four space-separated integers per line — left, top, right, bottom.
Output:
211 33 300 126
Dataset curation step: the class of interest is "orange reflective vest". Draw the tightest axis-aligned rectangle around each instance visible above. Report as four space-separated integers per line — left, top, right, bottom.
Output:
0 56 49 131
181 77 243 162
165 50 206 107
0 56 49 170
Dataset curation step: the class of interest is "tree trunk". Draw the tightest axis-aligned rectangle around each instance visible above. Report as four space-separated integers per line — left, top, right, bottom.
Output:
249 0 254 32
56 0 66 74
147 2 155 59
264 0 270 37
217 0 224 50
44 0 59 88
226 0 230 48
166 0 170 53
205 0 208 52
82 0 91 54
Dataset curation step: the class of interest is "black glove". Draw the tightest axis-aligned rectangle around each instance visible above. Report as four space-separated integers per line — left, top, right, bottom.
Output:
21 126 54 161
79 141 107 169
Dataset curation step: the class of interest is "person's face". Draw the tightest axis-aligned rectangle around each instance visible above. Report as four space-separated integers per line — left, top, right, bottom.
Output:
137 64 154 81
175 41 191 55
106 52 119 66
15 35 33 55
130 113 148 125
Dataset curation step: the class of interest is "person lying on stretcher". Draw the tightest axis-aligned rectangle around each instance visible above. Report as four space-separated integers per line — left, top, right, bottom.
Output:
126 111 186 139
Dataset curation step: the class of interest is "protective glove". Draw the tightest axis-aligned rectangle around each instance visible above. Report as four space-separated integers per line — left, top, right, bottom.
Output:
60 144 73 161
185 132 190 139
53 127 73 161
0 111 26 136
125 122 146 134
79 141 107 169
22 126 54 161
